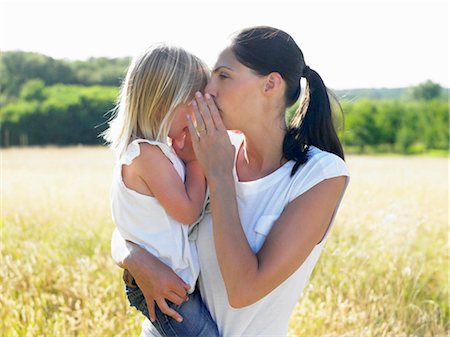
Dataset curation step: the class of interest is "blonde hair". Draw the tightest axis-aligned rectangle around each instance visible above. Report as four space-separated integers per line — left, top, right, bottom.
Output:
103 44 209 157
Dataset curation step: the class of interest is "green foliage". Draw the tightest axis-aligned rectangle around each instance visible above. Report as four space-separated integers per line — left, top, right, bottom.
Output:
20 79 46 101
0 52 448 154
286 80 448 154
0 51 129 99
341 98 449 153
409 80 443 101
334 81 448 101
1 85 118 146
342 99 379 150
70 57 130 86
0 51 75 98
335 87 408 101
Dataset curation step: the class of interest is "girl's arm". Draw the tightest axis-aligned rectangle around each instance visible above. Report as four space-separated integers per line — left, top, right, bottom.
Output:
123 142 206 225
111 229 190 322
188 93 348 308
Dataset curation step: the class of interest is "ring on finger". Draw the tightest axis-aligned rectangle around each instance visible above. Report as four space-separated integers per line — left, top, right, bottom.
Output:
195 126 206 133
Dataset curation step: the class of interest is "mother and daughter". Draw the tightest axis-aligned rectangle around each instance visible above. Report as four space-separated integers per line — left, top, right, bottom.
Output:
103 26 349 337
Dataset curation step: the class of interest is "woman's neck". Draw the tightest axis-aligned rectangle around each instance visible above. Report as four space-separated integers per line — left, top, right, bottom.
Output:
237 117 287 181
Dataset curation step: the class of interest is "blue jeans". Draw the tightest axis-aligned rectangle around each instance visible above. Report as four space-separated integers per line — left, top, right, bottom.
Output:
123 270 220 337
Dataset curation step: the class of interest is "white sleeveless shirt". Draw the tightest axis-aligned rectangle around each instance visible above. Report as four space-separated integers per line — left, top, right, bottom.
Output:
141 132 349 337
111 139 200 293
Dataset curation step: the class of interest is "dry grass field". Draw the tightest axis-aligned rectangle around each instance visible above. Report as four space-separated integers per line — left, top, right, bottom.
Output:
1 146 448 336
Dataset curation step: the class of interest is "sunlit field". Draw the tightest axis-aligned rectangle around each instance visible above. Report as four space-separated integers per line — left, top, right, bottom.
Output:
1 147 448 337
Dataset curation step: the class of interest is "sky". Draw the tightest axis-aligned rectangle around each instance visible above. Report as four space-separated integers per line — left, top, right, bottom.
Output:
0 0 449 90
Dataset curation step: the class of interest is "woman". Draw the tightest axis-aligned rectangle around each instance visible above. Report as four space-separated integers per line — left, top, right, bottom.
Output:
113 26 349 336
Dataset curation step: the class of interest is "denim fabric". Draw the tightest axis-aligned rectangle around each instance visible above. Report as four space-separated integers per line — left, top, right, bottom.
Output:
125 280 219 337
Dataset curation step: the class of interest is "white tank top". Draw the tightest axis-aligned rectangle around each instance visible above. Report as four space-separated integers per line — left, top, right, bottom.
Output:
141 132 350 337
110 139 200 293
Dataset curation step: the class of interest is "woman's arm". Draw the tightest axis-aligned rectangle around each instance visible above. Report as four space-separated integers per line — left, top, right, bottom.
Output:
111 229 190 322
209 174 346 307
188 93 347 308
111 228 133 268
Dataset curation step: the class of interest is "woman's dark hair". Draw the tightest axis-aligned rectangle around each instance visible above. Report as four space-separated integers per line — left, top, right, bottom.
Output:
230 26 344 176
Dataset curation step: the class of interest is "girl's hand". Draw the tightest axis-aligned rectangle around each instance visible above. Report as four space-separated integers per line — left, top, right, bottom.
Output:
173 130 197 164
187 92 235 181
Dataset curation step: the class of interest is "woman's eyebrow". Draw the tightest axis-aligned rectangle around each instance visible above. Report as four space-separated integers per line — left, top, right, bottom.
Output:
212 66 234 73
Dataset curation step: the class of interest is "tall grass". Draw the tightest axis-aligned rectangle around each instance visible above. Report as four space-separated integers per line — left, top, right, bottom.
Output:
288 155 448 336
1 147 448 336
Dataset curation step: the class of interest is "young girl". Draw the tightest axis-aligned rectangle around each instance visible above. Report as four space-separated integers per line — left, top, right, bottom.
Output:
103 44 219 337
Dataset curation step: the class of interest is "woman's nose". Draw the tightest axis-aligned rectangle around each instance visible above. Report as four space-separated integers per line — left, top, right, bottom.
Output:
205 80 217 97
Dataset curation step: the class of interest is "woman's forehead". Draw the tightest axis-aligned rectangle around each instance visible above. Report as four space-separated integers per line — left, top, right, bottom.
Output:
214 48 238 69
213 48 238 71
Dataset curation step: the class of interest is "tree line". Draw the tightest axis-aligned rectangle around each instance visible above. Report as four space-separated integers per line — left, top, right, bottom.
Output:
0 51 129 100
340 97 448 153
0 51 127 146
1 51 448 153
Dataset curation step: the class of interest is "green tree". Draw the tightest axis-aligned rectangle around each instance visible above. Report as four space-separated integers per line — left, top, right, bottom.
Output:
0 51 75 98
342 99 380 151
70 57 130 86
0 51 130 100
419 100 449 150
410 80 442 101
19 79 46 101
0 84 118 146
374 101 403 147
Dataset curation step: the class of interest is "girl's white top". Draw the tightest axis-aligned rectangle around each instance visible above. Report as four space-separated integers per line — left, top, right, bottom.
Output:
141 132 350 337
111 139 200 293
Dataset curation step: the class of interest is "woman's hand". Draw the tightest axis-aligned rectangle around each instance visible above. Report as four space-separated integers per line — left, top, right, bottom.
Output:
187 92 235 181
112 230 190 322
127 249 190 323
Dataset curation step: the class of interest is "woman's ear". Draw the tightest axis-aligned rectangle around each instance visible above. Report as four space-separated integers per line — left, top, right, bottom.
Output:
263 72 283 95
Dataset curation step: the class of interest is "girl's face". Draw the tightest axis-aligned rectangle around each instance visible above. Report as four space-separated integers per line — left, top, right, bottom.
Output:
205 48 264 130
168 102 192 140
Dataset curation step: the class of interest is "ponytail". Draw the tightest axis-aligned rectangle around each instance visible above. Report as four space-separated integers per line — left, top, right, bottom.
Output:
283 66 344 176
228 26 344 176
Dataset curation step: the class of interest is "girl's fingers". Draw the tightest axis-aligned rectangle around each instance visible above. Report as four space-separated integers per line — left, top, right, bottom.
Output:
205 93 226 132
195 92 215 132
